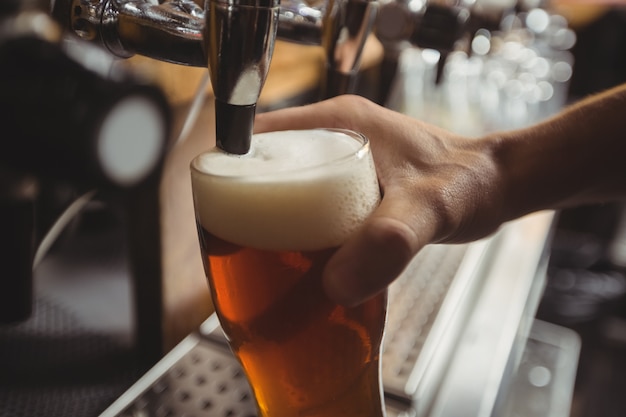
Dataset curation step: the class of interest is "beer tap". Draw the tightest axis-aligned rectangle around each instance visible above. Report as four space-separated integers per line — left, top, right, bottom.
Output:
277 0 381 100
207 0 279 154
52 0 380 153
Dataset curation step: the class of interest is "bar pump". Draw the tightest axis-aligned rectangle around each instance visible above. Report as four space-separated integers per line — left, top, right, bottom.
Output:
52 0 381 153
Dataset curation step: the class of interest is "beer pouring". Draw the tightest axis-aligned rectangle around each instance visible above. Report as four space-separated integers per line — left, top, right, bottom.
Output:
207 0 279 154
52 0 495 153
54 0 381 154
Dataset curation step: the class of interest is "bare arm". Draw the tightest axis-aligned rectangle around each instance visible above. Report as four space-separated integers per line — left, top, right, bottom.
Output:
494 83 626 220
254 83 626 306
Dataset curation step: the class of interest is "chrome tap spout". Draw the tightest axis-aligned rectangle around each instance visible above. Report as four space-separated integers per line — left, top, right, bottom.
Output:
207 0 279 153
53 0 380 150
56 0 378 94
63 0 206 66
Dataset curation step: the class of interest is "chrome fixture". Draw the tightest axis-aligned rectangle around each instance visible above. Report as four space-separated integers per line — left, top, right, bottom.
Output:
53 0 380 152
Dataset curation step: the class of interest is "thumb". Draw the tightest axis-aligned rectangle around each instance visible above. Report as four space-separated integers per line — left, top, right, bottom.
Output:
323 194 432 306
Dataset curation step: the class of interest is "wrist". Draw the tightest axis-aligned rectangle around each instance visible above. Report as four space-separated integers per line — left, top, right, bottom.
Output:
482 129 549 223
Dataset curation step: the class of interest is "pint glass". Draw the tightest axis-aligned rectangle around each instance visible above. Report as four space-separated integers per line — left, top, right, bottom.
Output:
190 128 387 417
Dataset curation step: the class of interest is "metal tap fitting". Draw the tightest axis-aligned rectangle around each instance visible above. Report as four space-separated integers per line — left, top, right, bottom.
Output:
52 0 379 151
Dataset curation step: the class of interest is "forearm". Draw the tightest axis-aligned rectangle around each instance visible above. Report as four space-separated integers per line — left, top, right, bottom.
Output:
490 83 626 222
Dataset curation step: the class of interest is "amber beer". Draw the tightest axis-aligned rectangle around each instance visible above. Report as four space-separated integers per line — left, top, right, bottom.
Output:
190 129 386 417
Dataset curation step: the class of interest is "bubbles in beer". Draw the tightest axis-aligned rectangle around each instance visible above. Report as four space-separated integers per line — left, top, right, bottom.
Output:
191 129 387 416
191 129 380 251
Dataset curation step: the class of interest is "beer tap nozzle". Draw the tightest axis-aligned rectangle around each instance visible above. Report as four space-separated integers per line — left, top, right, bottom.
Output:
53 0 279 155
207 0 279 155
53 0 382 151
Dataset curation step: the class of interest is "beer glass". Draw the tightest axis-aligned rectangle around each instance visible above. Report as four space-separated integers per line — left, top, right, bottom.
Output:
190 128 387 417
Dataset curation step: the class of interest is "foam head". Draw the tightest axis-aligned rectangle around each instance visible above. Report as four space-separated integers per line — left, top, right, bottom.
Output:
191 129 380 251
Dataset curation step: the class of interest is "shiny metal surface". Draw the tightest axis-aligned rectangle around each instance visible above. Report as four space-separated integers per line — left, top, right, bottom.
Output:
276 0 324 45
495 319 581 417
72 0 207 64
57 0 379 101
207 0 279 106
106 0 205 64
99 239 473 417
383 242 474 399
427 211 555 417
99 332 258 417
320 0 379 96
99 212 560 417
99 324 415 417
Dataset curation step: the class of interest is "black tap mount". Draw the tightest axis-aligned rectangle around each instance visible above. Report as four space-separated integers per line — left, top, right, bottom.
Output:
0 1 172 324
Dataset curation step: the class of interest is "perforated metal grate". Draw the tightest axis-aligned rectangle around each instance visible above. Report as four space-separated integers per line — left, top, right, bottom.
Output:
382 244 468 396
115 340 256 417
106 334 414 417
0 296 145 417
103 243 474 417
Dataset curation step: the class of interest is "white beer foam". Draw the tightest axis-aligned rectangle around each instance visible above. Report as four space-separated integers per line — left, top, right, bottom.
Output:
191 129 380 251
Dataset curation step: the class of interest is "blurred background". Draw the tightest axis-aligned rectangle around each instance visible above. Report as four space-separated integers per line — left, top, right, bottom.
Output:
1 0 626 416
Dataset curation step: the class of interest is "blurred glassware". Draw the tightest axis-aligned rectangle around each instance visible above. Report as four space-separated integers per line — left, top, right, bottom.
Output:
387 3 576 136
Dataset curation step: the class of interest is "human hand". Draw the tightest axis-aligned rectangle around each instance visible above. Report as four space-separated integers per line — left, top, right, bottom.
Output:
254 95 506 306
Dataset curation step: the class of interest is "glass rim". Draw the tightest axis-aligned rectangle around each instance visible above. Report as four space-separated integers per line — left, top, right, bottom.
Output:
190 128 371 181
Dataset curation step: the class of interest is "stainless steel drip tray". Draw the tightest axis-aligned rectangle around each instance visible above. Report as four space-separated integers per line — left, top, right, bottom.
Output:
99 319 257 417
99 318 580 417
99 238 485 417
99 315 413 417
101 212 557 417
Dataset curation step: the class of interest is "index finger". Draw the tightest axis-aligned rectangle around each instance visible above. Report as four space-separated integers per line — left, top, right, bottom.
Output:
254 95 368 133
